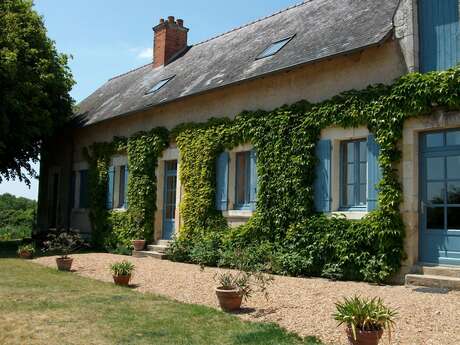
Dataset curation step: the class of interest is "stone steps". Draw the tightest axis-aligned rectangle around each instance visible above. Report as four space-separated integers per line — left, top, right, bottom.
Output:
405 274 460 290
146 244 169 253
132 240 171 260
419 264 460 278
132 250 168 260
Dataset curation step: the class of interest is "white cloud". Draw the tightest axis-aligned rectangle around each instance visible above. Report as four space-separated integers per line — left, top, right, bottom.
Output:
135 47 153 60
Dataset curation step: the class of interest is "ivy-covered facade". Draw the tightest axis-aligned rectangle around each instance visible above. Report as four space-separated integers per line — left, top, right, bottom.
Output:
37 0 460 282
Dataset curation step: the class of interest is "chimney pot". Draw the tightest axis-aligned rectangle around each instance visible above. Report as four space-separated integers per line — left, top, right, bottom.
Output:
177 19 184 27
159 18 165 24
168 16 175 23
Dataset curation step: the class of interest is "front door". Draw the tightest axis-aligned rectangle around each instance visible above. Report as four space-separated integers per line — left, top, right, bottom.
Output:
420 129 460 265
162 160 177 240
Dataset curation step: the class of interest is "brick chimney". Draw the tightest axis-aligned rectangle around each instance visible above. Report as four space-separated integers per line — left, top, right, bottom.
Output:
153 16 189 68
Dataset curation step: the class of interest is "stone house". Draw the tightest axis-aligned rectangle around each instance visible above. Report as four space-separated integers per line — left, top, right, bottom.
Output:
37 0 460 280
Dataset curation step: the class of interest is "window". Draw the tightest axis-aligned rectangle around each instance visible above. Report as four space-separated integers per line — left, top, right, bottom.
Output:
145 76 174 94
341 140 367 208
235 150 257 210
107 165 129 210
79 169 89 209
256 35 295 59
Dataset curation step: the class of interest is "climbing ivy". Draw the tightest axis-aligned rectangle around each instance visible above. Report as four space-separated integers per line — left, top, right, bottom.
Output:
168 67 460 282
84 67 460 282
84 128 168 249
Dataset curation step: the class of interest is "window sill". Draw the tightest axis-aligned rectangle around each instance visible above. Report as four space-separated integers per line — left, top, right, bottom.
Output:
111 208 127 213
222 210 254 219
330 211 368 220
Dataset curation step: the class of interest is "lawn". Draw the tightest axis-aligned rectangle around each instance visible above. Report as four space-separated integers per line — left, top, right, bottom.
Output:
0 257 322 345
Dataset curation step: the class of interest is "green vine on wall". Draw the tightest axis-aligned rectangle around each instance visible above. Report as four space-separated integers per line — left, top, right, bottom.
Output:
168 67 460 282
83 128 168 250
83 67 460 282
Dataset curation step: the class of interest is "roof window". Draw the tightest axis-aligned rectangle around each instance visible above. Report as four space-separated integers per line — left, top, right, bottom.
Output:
145 76 174 94
256 35 295 59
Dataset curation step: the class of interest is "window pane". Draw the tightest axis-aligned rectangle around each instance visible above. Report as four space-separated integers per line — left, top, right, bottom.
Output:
447 156 460 180
426 133 444 147
427 182 445 204
359 184 366 205
426 157 444 180
118 166 125 208
447 208 460 229
359 141 367 162
446 130 460 146
79 170 89 209
359 162 366 183
236 152 248 205
347 163 355 183
346 185 355 206
448 182 460 204
346 142 354 163
427 207 444 229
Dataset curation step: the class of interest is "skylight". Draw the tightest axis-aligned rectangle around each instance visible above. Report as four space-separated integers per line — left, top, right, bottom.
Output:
146 76 174 94
256 35 295 59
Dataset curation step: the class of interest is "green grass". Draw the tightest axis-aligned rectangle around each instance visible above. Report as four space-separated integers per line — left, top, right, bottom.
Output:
0 258 323 345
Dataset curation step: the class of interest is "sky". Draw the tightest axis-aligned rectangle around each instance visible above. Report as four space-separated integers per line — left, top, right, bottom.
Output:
0 0 298 200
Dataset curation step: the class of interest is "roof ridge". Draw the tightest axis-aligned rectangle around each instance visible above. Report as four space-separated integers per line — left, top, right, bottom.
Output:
193 0 312 46
108 62 153 82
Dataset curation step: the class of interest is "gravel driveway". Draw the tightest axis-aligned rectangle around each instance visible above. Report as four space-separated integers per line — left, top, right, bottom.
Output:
34 253 460 345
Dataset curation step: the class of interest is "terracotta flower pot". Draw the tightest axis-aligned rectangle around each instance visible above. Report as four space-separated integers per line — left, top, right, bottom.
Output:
215 287 243 312
113 274 131 286
18 251 33 259
56 257 73 271
346 327 384 345
132 240 146 251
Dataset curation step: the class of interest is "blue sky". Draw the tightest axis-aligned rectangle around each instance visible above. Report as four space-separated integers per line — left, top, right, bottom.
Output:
0 0 298 200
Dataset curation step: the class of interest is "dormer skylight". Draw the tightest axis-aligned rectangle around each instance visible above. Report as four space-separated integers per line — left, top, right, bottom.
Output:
256 35 295 60
146 76 175 95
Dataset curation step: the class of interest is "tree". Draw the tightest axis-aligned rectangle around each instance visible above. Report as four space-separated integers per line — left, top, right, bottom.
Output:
0 0 74 185
0 193 36 240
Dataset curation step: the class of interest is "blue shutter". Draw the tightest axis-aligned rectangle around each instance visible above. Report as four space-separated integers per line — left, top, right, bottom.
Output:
367 134 381 211
215 152 229 211
249 149 257 211
123 166 129 209
314 140 331 212
106 166 115 209
419 0 460 72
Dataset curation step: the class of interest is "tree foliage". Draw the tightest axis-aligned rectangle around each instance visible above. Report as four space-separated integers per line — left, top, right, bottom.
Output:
0 193 36 240
0 0 74 184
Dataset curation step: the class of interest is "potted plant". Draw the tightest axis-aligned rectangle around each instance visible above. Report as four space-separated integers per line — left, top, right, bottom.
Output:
131 239 146 251
333 296 397 345
110 260 135 286
43 228 83 271
213 257 273 312
17 243 35 259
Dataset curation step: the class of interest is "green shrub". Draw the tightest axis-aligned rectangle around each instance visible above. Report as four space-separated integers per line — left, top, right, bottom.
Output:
166 236 193 262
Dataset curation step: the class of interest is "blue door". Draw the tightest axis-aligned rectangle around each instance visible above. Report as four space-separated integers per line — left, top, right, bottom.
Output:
162 160 177 240
420 129 460 265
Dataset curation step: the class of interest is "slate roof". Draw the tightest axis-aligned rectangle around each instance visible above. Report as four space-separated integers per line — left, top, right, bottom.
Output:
76 0 399 126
